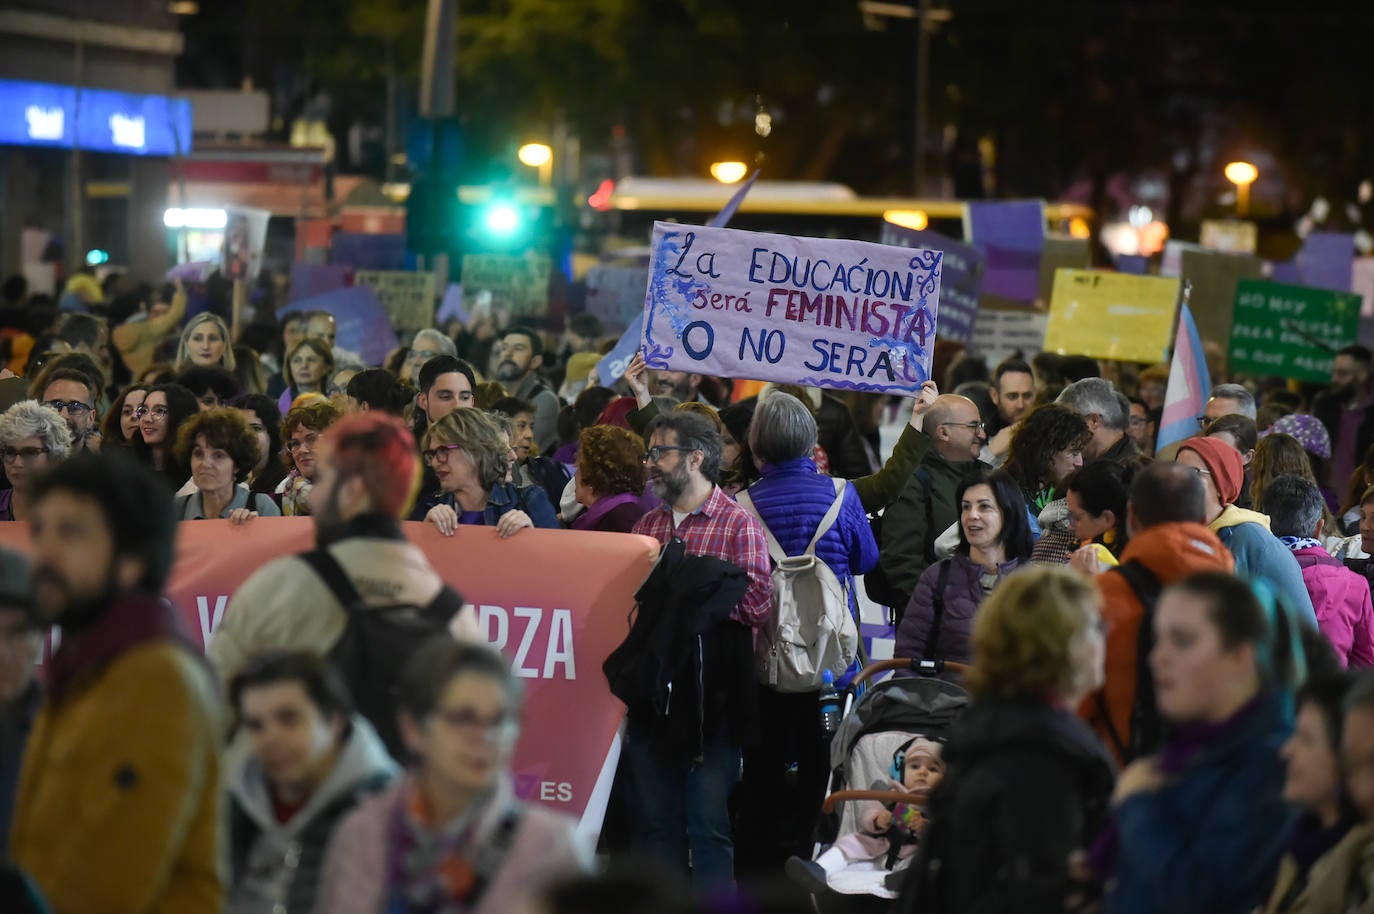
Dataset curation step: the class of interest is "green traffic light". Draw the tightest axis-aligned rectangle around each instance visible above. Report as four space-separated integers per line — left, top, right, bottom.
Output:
484 203 521 237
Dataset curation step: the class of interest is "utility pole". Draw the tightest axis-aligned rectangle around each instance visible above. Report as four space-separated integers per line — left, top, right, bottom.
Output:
914 0 931 195
419 0 457 118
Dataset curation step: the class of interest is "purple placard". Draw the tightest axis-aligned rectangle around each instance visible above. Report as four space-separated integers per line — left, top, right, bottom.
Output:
1117 254 1149 275
280 286 398 367
1269 260 1302 284
436 284 470 325
982 244 1041 301
641 222 942 395
1296 232 1355 293
880 224 983 343
967 200 1046 252
288 263 352 304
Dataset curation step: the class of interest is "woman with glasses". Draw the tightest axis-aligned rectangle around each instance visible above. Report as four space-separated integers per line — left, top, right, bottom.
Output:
316 637 590 914
174 313 236 374
130 383 201 489
0 401 72 521
416 408 559 535
278 338 335 416
100 384 149 449
276 400 343 516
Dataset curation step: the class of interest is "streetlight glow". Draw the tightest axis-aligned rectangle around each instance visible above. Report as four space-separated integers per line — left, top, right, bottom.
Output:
517 143 553 168
710 161 748 184
883 209 929 231
1224 161 1258 186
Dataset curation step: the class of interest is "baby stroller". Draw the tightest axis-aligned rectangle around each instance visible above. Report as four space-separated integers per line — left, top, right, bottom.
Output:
790 657 970 912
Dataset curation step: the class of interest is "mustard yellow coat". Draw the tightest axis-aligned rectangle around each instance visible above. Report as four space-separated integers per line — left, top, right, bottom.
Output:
10 642 224 914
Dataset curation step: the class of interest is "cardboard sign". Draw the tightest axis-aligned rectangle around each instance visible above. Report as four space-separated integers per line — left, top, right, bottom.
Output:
1038 236 1092 305
222 207 270 281
641 222 942 395
971 307 1048 366
353 269 437 332
1200 219 1258 255
1161 240 1207 278
1180 249 1263 346
880 224 982 343
1228 280 1361 382
585 265 651 327
460 254 553 317
0 518 656 840
1043 269 1180 363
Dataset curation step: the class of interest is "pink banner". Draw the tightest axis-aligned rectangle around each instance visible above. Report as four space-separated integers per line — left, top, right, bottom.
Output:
0 519 656 838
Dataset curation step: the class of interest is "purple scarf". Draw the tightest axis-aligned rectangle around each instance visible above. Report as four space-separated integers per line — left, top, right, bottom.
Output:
571 492 639 531
47 591 195 704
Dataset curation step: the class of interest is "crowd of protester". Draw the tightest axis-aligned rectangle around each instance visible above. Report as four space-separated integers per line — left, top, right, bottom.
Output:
7 271 1374 912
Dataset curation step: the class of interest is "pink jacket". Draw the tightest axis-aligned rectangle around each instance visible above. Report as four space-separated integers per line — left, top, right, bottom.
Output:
1292 546 1374 667
313 779 592 914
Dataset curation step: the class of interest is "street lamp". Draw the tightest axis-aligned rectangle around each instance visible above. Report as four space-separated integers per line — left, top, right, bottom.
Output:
518 143 553 187
710 161 748 184
1225 161 1259 217
883 209 928 231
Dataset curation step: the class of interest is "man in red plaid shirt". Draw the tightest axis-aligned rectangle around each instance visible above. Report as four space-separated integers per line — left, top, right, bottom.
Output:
627 408 771 892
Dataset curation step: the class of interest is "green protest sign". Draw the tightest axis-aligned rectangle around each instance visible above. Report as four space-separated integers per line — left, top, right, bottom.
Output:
1228 280 1360 382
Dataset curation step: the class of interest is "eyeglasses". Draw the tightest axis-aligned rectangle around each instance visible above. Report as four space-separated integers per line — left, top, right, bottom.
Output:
407 348 442 362
434 707 518 740
1129 416 1148 427
939 420 986 432
422 442 464 465
43 399 92 416
133 405 169 420
2 447 48 464
642 444 689 464
286 431 320 453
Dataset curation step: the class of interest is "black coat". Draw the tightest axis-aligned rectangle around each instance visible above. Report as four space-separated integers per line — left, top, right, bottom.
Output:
1314 389 1374 475
603 539 758 753
898 698 1117 914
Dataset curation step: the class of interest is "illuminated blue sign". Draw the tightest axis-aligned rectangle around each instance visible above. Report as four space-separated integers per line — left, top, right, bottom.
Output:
0 79 192 156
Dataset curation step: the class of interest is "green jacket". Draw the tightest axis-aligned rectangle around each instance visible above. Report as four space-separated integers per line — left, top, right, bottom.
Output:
877 450 978 612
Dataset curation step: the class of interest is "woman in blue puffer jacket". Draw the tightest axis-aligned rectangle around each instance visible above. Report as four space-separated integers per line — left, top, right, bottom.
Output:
896 467 1035 670
732 390 878 878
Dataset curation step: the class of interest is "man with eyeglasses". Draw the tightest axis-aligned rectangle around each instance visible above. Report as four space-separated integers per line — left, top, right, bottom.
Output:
874 394 986 613
400 329 458 388
627 409 771 893
39 368 100 452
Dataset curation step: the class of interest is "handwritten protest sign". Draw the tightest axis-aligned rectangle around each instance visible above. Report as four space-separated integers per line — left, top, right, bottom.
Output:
461 253 553 317
1228 280 1361 382
881 224 981 343
1043 270 1180 363
641 222 942 395
353 269 437 331
971 307 1048 366
585 265 651 326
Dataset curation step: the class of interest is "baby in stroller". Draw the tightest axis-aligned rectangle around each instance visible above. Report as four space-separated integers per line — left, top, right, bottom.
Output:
787 736 945 894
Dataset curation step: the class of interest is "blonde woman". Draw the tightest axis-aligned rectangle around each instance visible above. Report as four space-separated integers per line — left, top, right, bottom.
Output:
175 313 236 373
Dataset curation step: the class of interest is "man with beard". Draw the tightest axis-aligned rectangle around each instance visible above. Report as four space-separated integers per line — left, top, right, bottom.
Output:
9 452 223 914
210 414 479 742
653 368 713 406
628 409 772 892
1315 344 1374 491
493 326 561 454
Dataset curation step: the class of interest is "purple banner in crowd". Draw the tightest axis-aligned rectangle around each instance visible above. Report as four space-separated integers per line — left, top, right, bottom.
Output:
280 286 398 367
880 224 982 343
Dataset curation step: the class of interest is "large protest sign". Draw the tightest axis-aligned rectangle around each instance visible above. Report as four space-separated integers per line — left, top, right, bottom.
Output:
1296 232 1356 293
880 224 981 343
966 200 1045 302
353 269 437 332
1180 249 1263 346
971 307 1048 365
460 253 553 318
1043 270 1180 363
1228 280 1361 382
280 285 399 367
0 519 656 841
585 265 652 326
1038 236 1091 305
1161 240 1207 278
641 222 942 395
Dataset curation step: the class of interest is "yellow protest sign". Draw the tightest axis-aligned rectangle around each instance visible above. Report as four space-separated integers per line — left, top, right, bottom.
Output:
1043 269 1180 362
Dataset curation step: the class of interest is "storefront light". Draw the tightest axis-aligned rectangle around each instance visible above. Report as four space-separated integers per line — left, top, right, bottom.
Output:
163 208 228 230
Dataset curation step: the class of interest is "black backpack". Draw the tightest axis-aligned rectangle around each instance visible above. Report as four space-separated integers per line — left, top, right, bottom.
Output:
302 548 467 761
1096 559 1165 763
865 467 935 623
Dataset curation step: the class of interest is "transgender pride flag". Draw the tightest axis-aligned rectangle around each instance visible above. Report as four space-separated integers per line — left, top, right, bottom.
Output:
1155 301 1211 455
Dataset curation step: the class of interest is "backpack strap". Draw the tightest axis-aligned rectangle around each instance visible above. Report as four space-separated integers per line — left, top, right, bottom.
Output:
804 478 849 555
734 488 788 566
924 559 954 660
1112 559 1164 760
300 548 364 610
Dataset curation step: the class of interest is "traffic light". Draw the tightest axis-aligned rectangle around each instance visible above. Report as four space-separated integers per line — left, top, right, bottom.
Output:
457 187 554 255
